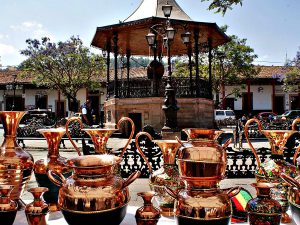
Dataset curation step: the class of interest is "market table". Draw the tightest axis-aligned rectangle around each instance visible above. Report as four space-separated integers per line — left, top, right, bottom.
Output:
14 206 297 225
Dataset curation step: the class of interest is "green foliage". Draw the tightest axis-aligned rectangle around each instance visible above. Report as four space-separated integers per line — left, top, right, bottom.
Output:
20 36 105 110
201 0 243 15
282 69 300 93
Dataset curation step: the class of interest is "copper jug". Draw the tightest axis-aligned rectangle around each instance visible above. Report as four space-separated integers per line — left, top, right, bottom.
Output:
244 118 300 223
34 127 73 211
176 128 231 188
0 185 18 225
166 184 240 225
66 117 134 157
48 154 140 225
135 132 184 217
0 111 34 208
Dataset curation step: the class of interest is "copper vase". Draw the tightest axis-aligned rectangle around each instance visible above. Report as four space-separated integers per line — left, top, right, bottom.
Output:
135 191 161 225
244 118 300 223
66 117 135 157
246 183 282 225
0 185 18 225
34 128 73 211
25 187 49 225
0 111 34 208
135 132 184 217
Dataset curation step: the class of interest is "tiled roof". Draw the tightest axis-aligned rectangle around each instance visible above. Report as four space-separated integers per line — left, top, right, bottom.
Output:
0 70 32 84
255 65 290 78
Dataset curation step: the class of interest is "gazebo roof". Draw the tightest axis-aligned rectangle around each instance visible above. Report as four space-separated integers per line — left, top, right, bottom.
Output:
91 0 230 56
124 0 192 22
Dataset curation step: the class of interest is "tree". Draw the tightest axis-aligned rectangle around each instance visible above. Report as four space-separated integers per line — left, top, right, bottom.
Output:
20 36 105 114
172 26 258 109
283 50 300 109
201 0 243 14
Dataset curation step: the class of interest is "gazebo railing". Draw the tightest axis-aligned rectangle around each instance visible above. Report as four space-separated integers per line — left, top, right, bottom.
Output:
107 77 210 99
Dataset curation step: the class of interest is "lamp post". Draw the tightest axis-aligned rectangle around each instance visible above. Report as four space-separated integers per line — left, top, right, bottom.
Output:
99 91 105 128
12 74 17 110
145 2 179 132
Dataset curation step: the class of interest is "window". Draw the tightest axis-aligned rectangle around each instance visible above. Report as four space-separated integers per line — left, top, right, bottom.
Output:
216 111 225 116
226 111 235 116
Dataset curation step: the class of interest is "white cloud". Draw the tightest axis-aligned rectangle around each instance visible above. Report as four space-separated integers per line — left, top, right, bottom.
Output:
10 21 55 40
0 34 9 40
0 43 17 55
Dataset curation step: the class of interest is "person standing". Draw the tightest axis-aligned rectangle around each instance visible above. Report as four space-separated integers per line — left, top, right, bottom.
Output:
81 99 93 126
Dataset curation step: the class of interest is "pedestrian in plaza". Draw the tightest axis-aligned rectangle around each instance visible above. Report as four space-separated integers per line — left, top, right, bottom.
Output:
81 99 93 126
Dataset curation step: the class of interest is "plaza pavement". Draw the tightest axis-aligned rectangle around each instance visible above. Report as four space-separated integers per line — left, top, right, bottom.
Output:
0 126 268 205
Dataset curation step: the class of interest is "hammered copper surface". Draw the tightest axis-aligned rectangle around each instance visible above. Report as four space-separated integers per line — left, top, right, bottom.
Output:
25 187 49 225
0 111 34 202
182 128 224 141
48 155 140 212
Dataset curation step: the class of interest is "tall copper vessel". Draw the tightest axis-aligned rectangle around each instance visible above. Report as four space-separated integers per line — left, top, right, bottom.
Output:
164 128 238 225
135 132 184 217
244 118 300 223
66 117 134 157
0 111 34 207
0 185 18 225
34 128 73 211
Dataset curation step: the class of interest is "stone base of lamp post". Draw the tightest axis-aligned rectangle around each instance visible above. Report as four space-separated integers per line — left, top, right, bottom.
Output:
161 130 181 140
161 84 179 132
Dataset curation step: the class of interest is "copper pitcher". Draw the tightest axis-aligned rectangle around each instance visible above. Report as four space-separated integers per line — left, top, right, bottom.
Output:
176 128 231 188
244 118 300 223
165 185 240 225
66 117 135 157
48 154 140 212
135 132 184 217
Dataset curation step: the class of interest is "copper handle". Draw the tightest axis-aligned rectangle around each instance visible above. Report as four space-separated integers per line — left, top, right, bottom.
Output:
164 186 178 200
244 118 262 168
280 173 300 190
117 117 135 158
123 171 141 188
175 136 185 147
65 117 83 156
135 132 153 174
47 170 66 187
292 118 300 165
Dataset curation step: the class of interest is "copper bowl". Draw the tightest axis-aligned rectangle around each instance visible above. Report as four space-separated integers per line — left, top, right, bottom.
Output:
60 200 129 225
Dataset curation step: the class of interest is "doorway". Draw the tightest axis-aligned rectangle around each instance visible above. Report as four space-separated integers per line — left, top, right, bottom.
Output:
88 96 100 124
242 93 253 114
5 96 24 111
128 113 142 136
56 101 65 118
274 96 284 114
291 95 300 110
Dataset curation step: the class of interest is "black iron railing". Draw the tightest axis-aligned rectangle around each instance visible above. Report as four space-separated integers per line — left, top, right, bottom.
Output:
107 77 210 99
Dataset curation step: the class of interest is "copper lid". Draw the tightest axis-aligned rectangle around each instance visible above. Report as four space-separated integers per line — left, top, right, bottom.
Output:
67 155 122 168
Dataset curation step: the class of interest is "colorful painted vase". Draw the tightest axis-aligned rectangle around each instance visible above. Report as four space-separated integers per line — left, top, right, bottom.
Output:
25 187 49 225
246 183 282 225
0 111 34 208
0 185 18 225
34 128 73 211
135 191 161 225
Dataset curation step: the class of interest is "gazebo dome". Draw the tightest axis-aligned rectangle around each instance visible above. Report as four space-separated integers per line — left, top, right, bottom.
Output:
124 0 192 22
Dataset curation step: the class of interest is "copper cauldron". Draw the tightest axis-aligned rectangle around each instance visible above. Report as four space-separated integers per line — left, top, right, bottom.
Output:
166 186 240 225
48 154 140 225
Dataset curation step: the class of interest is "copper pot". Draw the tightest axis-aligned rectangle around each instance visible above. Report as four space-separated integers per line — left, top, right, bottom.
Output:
177 129 231 188
48 154 140 212
166 185 240 225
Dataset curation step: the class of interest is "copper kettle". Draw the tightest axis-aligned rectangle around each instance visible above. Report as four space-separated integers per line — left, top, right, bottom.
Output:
48 154 140 211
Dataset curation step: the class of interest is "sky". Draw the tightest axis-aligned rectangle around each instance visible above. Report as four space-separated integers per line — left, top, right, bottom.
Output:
0 0 300 67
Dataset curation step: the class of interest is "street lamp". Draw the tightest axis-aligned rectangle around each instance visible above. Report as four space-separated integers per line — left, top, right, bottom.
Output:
145 2 190 132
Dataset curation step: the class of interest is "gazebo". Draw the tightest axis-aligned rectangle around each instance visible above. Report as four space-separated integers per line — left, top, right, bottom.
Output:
91 0 230 135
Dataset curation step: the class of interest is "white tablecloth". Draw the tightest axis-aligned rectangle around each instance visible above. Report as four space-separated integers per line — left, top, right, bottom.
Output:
15 206 297 225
